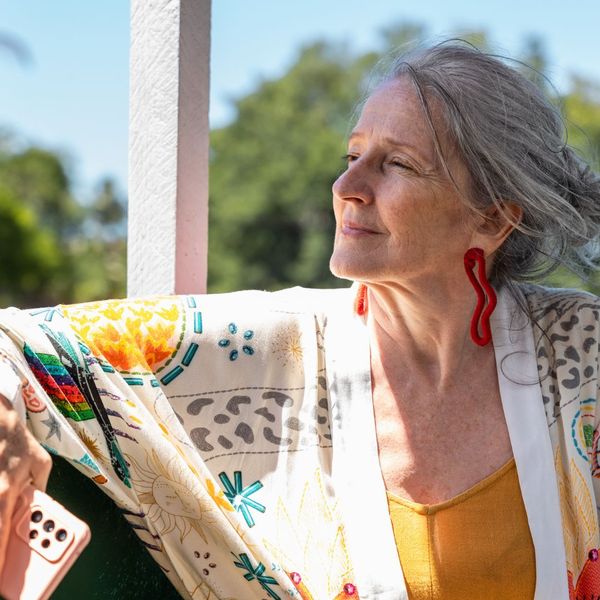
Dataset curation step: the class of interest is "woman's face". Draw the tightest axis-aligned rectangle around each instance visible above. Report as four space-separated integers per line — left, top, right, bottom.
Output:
329 77 481 287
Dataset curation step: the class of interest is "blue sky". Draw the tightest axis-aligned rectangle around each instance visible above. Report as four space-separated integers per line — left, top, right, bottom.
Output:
1 0 599 199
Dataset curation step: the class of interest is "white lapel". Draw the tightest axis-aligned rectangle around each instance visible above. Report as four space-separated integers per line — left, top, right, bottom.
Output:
325 283 569 599
491 285 569 599
325 288 408 600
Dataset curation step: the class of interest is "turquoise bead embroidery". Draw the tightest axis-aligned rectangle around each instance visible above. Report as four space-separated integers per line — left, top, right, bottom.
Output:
217 322 255 361
218 470 265 528
231 552 280 599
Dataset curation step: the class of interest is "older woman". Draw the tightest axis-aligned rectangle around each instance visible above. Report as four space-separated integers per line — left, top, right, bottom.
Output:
1 41 600 599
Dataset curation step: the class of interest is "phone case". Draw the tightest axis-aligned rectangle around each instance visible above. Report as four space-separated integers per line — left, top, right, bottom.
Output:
0 485 91 600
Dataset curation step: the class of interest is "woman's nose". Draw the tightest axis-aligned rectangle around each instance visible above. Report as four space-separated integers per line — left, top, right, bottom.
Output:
332 166 374 204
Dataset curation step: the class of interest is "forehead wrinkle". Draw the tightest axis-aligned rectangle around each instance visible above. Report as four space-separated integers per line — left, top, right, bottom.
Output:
350 96 437 165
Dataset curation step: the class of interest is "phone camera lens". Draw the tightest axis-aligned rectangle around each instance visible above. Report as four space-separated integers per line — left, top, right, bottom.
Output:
41 539 51 548
31 510 43 523
55 529 67 542
42 520 55 532
29 530 38 539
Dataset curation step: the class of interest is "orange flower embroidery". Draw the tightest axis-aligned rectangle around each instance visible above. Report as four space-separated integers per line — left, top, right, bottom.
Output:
156 305 179 322
63 299 182 373
568 551 600 599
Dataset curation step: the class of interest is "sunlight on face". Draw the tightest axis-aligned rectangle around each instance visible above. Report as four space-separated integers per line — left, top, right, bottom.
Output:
329 77 478 287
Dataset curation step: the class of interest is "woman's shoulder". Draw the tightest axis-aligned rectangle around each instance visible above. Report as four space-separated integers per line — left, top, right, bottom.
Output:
515 283 600 343
196 285 354 316
517 282 600 314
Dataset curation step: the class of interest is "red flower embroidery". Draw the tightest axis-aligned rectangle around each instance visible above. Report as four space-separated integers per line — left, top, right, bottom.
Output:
568 554 600 599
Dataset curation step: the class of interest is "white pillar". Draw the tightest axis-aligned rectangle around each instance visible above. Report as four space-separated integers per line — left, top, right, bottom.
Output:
127 0 211 296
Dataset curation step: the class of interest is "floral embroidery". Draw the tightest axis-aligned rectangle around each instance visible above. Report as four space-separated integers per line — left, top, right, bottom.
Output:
218 322 255 361
263 468 356 599
61 298 184 373
568 553 600 599
555 444 598 576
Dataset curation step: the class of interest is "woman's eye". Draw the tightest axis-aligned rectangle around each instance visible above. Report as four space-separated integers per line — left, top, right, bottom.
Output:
342 154 358 164
390 159 412 171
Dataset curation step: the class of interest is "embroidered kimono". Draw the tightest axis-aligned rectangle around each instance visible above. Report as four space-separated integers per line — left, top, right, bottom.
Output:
0 282 598 599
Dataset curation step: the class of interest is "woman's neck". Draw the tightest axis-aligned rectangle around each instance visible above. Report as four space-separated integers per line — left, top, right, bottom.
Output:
365 280 494 390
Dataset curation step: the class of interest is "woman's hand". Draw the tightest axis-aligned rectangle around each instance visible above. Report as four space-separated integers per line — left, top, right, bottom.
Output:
0 393 52 571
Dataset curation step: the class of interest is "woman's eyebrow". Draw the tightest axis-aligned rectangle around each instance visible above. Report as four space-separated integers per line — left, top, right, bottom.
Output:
349 131 432 164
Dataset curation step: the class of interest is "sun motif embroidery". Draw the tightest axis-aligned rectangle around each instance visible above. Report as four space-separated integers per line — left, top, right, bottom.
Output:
271 325 303 368
127 449 210 543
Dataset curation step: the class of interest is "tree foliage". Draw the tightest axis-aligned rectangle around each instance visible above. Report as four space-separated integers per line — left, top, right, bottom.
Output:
0 140 126 307
208 42 377 292
208 27 600 295
2 24 600 303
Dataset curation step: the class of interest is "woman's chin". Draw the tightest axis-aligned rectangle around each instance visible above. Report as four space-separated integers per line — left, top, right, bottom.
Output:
329 255 373 281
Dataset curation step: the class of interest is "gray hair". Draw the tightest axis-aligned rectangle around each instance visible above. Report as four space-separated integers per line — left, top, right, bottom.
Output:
377 40 600 293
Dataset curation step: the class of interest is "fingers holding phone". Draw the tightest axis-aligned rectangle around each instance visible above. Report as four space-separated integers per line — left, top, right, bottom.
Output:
0 485 91 600
0 394 53 573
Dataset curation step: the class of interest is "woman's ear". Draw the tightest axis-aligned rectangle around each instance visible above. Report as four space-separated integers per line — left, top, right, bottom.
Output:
473 201 523 251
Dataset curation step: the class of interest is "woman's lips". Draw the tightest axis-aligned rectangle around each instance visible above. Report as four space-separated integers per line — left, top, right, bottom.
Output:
341 223 380 236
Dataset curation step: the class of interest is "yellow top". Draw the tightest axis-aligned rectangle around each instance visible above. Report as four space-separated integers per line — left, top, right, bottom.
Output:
386 457 536 600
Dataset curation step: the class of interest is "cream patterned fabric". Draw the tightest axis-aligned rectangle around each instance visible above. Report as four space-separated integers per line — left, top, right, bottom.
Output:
0 283 598 599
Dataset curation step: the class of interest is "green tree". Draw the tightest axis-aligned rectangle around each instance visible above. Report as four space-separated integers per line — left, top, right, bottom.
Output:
0 147 83 239
2 25 599 301
208 41 377 292
562 75 600 169
72 178 127 301
0 184 61 306
208 27 600 295
0 139 127 306
543 75 600 294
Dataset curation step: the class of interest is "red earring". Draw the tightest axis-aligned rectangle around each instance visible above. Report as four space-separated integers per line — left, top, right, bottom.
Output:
464 248 497 346
354 284 368 316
